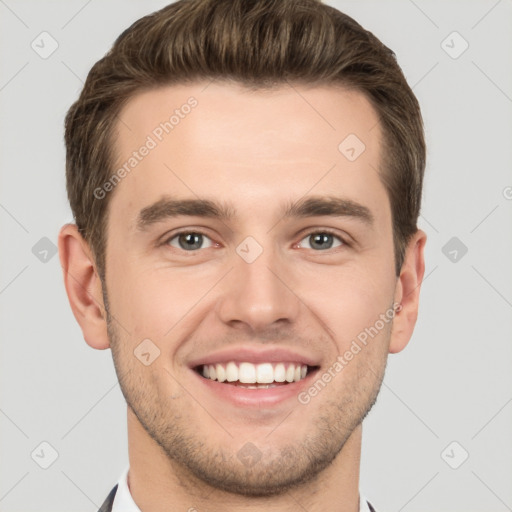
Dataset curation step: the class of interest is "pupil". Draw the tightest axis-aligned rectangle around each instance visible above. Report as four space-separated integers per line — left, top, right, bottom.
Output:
311 233 333 250
179 233 202 250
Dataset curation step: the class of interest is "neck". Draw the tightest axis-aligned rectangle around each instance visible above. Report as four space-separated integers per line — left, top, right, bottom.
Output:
127 407 362 512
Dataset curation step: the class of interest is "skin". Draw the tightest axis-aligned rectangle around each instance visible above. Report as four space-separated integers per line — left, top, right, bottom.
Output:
59 81 426 512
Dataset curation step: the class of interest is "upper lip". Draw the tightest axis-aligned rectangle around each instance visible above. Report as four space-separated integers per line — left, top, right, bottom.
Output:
188 346 321 368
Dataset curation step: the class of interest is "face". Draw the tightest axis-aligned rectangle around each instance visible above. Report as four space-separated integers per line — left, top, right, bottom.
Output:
102 81 400 496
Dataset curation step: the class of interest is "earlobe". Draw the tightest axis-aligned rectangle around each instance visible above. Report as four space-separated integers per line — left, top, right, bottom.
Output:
58 224 110 350
388 229 427 354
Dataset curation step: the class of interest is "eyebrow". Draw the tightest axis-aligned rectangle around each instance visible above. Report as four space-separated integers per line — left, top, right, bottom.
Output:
136 194 374 231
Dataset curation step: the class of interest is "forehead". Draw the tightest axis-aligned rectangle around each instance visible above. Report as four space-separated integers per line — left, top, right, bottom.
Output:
109 81 388 229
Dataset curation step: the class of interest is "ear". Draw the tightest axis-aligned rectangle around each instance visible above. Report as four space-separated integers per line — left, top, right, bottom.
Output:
58 224 110 350
389 229 427 354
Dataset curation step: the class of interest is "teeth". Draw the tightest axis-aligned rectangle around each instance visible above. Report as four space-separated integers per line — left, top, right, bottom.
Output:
226 361 238 382
216 364 226 382
256 363 274 384
239 383 279 389
199 361 310 384
239 362 257 383
274 363 286 382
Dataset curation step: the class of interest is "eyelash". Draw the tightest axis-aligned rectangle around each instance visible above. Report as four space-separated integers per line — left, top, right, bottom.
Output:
162 228 350 253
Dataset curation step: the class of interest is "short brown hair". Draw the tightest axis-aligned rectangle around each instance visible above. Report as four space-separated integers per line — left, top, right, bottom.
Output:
65 0 425 278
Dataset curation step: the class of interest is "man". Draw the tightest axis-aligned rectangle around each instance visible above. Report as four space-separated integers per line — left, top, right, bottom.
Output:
58 0 426 510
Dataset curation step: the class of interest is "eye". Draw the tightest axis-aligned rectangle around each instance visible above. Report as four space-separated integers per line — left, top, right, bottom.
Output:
297 230 346 251
166 231 215 251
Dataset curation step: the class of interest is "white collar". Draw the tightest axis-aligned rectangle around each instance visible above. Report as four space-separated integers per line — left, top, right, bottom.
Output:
112 466 377 512
111 466 140 512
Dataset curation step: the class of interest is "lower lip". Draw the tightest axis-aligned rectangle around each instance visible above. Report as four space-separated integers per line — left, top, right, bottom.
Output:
191 368 319 408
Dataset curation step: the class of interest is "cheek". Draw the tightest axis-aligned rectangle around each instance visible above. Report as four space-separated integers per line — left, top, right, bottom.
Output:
109 265 216 339
304 259 396 347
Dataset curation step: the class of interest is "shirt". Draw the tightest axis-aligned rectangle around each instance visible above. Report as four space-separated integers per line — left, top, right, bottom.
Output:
111 466 378 512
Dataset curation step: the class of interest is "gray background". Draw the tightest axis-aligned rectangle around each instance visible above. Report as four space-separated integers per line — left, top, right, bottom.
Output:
1 0 511 511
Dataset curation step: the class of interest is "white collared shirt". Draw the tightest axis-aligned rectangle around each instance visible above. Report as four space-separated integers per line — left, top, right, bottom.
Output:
111 466 377 512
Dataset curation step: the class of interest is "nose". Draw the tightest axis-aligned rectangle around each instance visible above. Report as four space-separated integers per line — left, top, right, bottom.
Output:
215 242 301 333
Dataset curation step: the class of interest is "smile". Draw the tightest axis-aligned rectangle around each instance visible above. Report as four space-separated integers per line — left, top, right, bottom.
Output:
196 361 314 388
191 361 321 407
